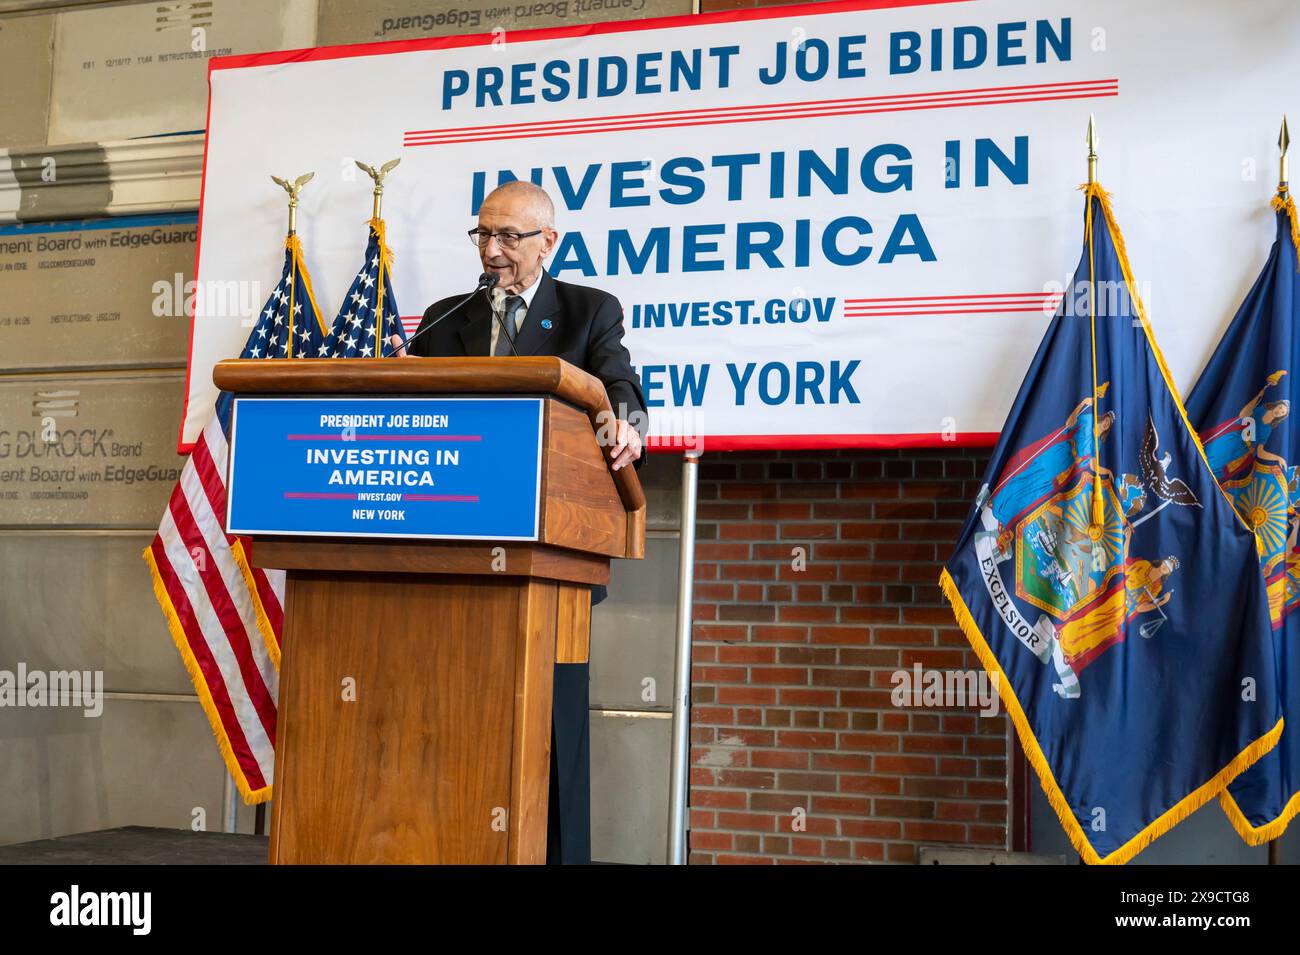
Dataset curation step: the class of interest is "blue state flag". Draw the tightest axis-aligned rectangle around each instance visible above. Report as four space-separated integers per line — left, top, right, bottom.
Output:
243 234 329 359
940 184 1282 864
1185 191 1300 844
325 218 410 358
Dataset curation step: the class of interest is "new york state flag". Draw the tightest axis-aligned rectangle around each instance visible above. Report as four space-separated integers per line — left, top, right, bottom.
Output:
1185 190 1300 845
940 184 1282 864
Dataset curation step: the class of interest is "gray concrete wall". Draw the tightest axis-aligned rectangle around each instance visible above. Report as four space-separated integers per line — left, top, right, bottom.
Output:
0 0 690 864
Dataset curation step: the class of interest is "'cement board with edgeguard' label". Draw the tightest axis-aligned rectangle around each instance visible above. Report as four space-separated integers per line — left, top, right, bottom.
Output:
315 0 692 43
0 374 186 527
0 215 197 372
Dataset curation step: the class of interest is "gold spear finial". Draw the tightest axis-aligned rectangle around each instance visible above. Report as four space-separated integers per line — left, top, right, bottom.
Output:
1086 114 1098 185
271 172 315 234
1280 116 1290 196
355 158 401 219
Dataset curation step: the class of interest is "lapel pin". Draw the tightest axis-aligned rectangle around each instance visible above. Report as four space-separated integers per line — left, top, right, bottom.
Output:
541 319 553 330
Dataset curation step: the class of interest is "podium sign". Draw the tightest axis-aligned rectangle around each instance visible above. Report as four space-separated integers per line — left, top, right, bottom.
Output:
213 358 643 863
227 395 543 540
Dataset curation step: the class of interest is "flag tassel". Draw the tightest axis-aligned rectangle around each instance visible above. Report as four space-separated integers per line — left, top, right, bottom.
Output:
1271 192 1300 271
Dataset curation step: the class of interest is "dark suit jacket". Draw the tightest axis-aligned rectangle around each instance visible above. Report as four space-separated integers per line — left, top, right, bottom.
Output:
412 270 648 607
410 268 648 440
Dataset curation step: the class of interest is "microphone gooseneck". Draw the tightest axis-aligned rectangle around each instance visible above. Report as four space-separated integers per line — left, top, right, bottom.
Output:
386 271 499 357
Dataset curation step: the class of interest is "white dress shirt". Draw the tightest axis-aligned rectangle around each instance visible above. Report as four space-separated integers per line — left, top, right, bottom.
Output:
490 273 541 356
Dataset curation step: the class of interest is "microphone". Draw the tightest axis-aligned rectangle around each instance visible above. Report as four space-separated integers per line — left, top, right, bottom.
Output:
487 286 521 358
385 271 499 357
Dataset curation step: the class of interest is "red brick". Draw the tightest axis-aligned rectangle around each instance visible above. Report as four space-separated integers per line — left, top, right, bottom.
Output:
839 774 904 795
749 666 810 685
716 812 778 832
775 772 840 792
903 821 967 843
778 688 837 706
751 749 810 770
874 755 937 775
750 793 811 814
692 789 749 809
691 706 735 725
691 831 734 851
689 449 1009 866
840 819 903 839
851 841 887 861
716 686 778 706
776 730 836 749
717 645 777 664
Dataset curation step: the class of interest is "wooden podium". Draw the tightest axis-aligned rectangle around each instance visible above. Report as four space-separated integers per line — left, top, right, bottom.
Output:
213 357 645 864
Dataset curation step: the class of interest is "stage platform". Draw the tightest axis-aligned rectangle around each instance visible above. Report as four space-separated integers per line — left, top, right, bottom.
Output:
0 827 268 865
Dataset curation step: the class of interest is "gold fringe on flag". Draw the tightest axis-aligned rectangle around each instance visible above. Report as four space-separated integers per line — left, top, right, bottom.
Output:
369 216 396 358
1219 787 1300 846
939 183 1284 863
1216 188 1300 845
940 569 1283 864
284 232 329 356
142 545 275 806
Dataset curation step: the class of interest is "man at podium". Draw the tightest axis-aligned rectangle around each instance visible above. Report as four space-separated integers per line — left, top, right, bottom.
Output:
408 180 648 864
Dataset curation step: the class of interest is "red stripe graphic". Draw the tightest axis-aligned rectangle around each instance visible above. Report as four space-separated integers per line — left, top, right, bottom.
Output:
401 494 480 502
283 492 481 502
646 432 1000 451
285 434 482 441
844 291 1062 317
405 79 1117 146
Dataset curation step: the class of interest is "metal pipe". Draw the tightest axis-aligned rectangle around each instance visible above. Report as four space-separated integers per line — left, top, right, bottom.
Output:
667 451 701 864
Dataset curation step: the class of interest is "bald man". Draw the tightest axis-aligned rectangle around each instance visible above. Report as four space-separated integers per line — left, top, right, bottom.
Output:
408 181 647 864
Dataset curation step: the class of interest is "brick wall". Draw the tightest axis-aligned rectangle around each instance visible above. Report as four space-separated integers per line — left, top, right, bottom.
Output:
687 448 1014 864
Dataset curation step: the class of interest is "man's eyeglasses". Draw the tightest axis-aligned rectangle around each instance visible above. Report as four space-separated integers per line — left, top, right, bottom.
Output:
468 228 543 250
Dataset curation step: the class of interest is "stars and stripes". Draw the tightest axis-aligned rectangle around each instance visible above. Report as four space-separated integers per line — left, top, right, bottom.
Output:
142 232 329 804
145 213 417 802
142 392 282 803
244 234 329 359
325 218 410 358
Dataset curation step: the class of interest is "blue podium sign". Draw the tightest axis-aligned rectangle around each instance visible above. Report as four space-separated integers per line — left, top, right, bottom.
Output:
226 396 544 541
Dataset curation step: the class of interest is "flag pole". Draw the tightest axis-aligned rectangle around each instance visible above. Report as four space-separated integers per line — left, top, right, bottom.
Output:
1270 116 1288 868
1086 113 1098 186
1279 115 1290 199
271 172 314 358
357 159 401 357
1085 114 1105 532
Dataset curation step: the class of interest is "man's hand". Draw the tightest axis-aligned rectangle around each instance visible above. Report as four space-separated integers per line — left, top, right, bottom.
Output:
609 418 643 471
388 333 409 357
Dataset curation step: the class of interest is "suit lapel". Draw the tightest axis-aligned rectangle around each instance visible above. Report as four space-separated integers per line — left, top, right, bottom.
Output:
513 270 560 356
456 292 493 357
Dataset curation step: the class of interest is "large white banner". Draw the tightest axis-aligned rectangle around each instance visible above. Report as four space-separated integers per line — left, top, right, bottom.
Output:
184 0 1300 451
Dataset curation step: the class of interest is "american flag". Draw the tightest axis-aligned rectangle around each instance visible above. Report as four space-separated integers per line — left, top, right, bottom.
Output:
141 234 327 804
246 234 331 359
325 218 411 357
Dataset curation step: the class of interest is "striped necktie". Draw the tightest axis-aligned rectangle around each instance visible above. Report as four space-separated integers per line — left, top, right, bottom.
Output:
494 294 525 356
